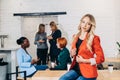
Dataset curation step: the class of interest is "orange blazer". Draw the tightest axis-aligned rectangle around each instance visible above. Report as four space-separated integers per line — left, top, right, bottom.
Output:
70 35 105 78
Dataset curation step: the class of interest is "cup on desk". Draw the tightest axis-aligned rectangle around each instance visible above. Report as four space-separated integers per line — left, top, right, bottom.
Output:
108 64 113 73
51 62 55 68
67 63 71 71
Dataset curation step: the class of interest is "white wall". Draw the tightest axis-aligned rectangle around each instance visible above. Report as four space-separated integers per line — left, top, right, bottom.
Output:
0 0 22 48
114 1 120 45
0 0 120 57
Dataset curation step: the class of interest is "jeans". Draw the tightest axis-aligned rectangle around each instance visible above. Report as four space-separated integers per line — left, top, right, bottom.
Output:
76 76 96 80
27 65 48 77
35 65 48 70
59 70 96 80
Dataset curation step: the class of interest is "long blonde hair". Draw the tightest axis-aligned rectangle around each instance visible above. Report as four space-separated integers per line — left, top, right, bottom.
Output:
77 14 96 52
49 21 58 31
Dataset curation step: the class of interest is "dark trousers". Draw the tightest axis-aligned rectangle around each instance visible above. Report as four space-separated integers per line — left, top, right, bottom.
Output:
50 48 60 64
50 53 58 64
37 48 48 65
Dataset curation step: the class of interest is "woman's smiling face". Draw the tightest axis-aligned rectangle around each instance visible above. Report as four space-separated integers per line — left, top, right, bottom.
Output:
80 16 92 32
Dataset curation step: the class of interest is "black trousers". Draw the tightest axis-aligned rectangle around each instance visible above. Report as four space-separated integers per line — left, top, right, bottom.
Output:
50 47 60 64
37 48 48 65
50 53 58 63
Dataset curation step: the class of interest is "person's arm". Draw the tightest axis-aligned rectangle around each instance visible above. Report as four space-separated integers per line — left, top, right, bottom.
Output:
49 30 61 44
44 32 47 43
31 58 39 64
17 50 31 68
34 33 40 45
91 36 105 65
70 35 78 57
70 48 77 57
76 36 105 65
76 55 90 64
53 30 61 40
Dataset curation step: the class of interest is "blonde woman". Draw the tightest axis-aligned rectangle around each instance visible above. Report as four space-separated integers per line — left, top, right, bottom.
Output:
47 21 62 64
59 14 105 80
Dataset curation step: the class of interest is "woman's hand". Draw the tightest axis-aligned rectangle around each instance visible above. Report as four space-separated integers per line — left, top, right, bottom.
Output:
31 58 40 64
76 55 85 63
70 48 77 57
38 39 45 43
76 55 90 63
47 36 53 40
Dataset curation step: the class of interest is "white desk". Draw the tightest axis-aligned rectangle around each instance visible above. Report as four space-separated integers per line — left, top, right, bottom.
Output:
32 70 67 80
97 70 120 80
105 57 120 63
32 70 120 80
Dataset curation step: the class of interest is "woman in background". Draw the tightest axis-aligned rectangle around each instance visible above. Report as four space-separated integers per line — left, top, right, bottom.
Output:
50 37 71 70
17 37 48 77
47 21 62 64
59 14 104 80
34 24 48 65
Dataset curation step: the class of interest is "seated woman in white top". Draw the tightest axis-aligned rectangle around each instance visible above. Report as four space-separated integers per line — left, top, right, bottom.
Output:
16 37 48 77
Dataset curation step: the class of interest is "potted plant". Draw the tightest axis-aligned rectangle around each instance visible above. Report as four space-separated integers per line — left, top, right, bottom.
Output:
116 42 120 53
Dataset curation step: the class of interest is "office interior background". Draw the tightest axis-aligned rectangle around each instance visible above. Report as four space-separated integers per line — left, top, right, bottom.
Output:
0 0 120 58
